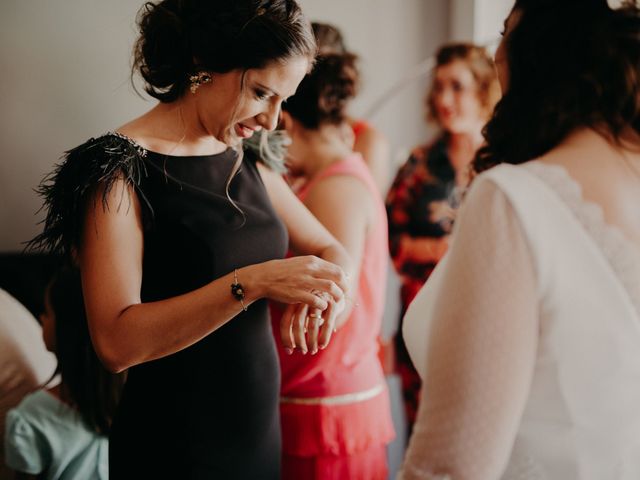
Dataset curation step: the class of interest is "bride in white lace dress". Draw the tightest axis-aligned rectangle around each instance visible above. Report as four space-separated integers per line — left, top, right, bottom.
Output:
398 1 640 479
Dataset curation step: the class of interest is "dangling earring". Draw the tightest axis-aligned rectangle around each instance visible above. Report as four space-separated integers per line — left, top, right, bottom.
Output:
189 72 212 93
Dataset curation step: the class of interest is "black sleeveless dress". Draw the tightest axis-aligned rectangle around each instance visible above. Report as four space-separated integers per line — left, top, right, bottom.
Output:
31 133 288 479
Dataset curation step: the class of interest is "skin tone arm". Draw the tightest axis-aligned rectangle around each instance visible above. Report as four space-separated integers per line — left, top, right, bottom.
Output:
301 174 374 329
353 126 391 195
80 179 348 373
257 164 355 354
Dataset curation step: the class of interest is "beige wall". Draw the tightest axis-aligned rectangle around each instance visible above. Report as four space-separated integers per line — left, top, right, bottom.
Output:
451 0 514 48
299 0 449 170
0 1 449 251
0 0 149 250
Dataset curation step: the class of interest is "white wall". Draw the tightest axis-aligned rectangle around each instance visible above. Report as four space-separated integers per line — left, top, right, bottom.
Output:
0 0 150 250
474 0 514 48
300 0 449 169
0 0 449 251
451 0 514 50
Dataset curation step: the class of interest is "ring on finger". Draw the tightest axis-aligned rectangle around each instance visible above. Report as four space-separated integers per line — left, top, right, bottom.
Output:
307 313 325 327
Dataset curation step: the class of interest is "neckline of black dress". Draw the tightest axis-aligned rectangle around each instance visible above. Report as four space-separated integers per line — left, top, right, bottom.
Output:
108 131 235 160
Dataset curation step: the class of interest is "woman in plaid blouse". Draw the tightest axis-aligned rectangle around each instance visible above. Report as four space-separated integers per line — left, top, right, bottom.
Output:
386 43 500 429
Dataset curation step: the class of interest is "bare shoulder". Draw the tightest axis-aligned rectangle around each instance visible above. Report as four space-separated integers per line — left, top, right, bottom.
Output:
355 124 388 147
306 174 375 223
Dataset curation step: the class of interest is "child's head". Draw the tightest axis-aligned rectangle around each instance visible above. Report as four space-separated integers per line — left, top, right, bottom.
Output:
43 267 124 435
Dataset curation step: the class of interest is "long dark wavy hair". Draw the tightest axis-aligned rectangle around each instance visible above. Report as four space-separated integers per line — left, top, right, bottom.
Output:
47 267 125 435
474 0 640 173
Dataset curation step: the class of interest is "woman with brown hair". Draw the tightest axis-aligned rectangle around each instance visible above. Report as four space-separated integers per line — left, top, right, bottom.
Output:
274 52 395 479
28 1 353 478
311 21 392 194
400 0 640 478
385 43 499 429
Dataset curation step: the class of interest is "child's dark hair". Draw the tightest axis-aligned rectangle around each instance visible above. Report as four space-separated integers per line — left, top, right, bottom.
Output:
47 267 124 435
283 53 359 129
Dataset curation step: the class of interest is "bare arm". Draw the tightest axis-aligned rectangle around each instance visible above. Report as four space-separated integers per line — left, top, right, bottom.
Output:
354 126 391 195
258 164 353 274
258 164 354 351
80 179 346 373
301 174 374 328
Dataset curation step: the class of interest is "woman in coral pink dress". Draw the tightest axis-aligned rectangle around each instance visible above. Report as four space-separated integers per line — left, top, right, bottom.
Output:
271 52 395 479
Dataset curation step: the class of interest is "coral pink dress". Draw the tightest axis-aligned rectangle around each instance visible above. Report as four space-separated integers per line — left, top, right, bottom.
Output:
272 154 395 479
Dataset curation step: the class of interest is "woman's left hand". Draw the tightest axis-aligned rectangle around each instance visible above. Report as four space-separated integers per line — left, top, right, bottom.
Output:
280 293 345 354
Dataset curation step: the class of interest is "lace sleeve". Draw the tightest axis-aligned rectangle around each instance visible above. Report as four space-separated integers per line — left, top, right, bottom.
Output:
398 177 539 480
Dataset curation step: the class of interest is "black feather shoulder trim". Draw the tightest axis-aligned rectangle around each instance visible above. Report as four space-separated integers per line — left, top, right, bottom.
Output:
27 133 153 260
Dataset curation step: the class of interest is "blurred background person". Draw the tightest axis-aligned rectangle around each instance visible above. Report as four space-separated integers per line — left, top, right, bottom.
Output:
312 21 392 195
385 43 499 430
5 268 124 479
272 52 395 480
0 288 57 479
400 0 640 478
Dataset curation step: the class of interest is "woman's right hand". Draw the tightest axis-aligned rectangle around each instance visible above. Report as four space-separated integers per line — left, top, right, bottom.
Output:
247 255 347 353
253 255 347 309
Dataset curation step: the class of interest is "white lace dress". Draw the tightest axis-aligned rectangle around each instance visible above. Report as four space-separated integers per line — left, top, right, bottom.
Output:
399 161 640 480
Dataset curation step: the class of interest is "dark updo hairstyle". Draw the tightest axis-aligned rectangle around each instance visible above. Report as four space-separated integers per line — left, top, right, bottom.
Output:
134 0 317 102
312 22 347 55
282 53 359 129
474 0 640 173
47 267 125 435
426 43 500 126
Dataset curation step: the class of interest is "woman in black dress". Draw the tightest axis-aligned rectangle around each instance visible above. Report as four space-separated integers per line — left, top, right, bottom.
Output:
29 1 352 478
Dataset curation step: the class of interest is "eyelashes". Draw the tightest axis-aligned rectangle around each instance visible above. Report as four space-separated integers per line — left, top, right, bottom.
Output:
254 88 269 100
253 88 290 108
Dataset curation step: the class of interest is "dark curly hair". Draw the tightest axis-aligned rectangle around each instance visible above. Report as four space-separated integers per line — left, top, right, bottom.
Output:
312 22 346 55
282 53 359 129
133 0 317 102
474 0 640 173
47 267 125 435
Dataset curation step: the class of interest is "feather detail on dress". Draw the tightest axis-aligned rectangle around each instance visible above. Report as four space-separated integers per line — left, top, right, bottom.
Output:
26 133 154 260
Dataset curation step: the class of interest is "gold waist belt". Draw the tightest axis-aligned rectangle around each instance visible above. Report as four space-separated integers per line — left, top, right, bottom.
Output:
280 383 384 406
